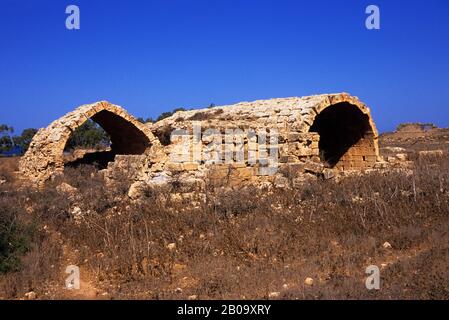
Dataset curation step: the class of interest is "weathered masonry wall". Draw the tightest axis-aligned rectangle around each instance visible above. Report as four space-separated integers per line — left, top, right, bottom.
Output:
146 93 379 188
19 101 163 185
19 93 380 189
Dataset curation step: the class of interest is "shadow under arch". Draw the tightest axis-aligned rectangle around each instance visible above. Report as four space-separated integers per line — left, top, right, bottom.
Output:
309 102 378 169
65 110 154 169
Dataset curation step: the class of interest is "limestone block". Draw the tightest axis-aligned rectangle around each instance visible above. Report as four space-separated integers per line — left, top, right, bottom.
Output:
235 167 255 179
183 162 199 171
303 160 324 174
287 132 302 142
207 165 231 179
279 155 299 163
323 168 335 179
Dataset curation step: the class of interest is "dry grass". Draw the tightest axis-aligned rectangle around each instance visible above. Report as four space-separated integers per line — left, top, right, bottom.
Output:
0 157 19 183
0 154 448 299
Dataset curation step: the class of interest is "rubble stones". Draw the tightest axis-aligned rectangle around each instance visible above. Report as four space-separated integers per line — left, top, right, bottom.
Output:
56 182 78 195
304 277 314 286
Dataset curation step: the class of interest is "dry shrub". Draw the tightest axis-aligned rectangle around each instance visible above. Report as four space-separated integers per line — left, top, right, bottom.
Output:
188 109 224 121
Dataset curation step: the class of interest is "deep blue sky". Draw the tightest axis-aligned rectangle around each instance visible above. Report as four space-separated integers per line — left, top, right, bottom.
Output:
1 0 449 134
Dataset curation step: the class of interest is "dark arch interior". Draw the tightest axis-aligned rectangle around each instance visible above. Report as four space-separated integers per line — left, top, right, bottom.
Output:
309 102 373 168
65 110 151 169
91 110 151 154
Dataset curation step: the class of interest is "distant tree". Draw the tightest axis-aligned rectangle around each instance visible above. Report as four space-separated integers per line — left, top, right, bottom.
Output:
0 125 13 134
136 116 155 124
65 119 110 150
0 136 13 154
0 125 14 154
12 128 38 154
156 112 174 122
136 106 191 124
156 107 186 122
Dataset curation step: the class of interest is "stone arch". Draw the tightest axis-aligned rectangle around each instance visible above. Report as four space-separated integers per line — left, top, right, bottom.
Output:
19 101 161 184
306 94 380 169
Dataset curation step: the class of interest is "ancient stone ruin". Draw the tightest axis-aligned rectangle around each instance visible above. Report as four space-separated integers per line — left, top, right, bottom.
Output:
19 101 163 184
19 93 380 192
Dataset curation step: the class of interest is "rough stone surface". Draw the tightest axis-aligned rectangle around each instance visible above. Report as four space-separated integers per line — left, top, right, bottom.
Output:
145 93 379 191
19 93 380 192
419 150 444 157
304 277 314 286
128 181 145 200
19 101 162 185
383 241 392 249
56 182 78 194
24 291 37 300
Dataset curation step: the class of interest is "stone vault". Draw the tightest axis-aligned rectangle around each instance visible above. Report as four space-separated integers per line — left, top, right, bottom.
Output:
151 93 380 177
19 93 380 187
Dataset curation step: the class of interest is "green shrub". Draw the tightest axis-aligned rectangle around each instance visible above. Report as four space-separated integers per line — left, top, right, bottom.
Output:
0 202 35 273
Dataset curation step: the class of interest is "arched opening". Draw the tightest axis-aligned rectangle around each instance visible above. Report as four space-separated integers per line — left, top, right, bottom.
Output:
309 102 377 170
19 101 161 185
64 110 152 169
64 119 113 169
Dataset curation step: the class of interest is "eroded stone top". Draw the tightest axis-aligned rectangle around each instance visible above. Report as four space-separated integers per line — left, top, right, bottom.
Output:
150 93 374 134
